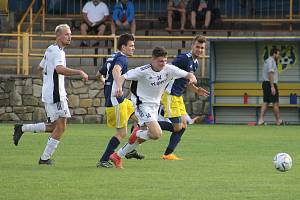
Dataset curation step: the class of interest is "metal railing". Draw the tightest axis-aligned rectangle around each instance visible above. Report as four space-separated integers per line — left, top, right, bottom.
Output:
17 0 45 75
0 33 209 76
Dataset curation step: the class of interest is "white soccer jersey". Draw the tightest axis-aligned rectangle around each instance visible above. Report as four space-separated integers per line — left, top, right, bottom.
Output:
124 64 189 106
39 44 67 103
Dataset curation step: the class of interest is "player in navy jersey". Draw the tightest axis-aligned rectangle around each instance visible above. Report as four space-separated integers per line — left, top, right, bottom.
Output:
95 33 144 168
160 35 210 160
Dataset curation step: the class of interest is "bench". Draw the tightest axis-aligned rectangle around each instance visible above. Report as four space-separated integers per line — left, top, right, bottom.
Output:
212 82 300 108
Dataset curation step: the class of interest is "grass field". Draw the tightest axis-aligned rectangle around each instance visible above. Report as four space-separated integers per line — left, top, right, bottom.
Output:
1 124 299 200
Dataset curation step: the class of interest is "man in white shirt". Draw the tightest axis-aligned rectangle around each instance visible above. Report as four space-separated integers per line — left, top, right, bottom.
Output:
13 24 88 165
80 0 109 47
258 47 284 125
109 47 197 168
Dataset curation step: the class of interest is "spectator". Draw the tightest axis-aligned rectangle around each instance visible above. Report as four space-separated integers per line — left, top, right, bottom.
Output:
111 0 136 36
190 0 216 29
80 0 109 47
165 0 187 32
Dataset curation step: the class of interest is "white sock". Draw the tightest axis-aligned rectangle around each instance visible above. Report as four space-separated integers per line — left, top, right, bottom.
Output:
137 129 150 140
22 123 46 133
118 141 140 158
40 137 60 160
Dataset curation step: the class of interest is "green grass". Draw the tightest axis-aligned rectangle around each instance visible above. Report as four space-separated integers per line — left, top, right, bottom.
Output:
1 124 300 200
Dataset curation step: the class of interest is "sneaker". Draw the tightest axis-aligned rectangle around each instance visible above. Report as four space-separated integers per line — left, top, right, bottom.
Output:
38 158 54 165
109 152 123 169
13 124 24 146
125 149 145 160
96 161 113 168
161 154 183 160
80 41 88 47
128 126 139 144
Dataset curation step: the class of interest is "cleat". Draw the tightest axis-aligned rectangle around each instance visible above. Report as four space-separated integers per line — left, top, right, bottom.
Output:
96 161 113 168
161 154 183 160
125 149 145 160
13 124 24 146
109 152 123 169
128 126 139 144
38 158 54 165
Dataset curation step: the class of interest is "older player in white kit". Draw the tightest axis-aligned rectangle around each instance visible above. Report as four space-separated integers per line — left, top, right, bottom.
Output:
109 46 197 168
13 24 88 165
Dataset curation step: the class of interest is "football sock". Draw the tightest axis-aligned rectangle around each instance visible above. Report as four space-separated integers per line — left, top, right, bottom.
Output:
22 123 46 133
41 137 59 160
137 129 150 140
158 121 174 132
164 128 185 155
118 141 140 158
100 136 120 162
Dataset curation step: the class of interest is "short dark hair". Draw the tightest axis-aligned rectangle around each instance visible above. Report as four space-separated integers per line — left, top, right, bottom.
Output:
270 47 279 56
152 47 168 58
117 33 135 50
193 35 206 44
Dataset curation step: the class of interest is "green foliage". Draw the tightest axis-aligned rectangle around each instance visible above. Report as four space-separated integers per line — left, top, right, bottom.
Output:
1 124 300 200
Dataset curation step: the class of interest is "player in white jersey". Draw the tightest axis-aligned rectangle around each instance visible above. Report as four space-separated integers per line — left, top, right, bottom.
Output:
13 24 88 165
109 47 197 168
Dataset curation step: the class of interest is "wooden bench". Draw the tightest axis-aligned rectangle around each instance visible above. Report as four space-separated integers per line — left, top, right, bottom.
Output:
212 82 300 108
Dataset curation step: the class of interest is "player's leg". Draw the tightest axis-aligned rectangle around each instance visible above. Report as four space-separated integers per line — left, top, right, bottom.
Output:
160 93 186 160
13 121 55 146
39 100 71 165
258 81 270 125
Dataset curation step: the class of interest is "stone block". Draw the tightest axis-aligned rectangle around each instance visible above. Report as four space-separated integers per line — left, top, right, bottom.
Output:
79 99 92 108
68 95 79 108
74 108 87 115
23 95 39 106
0 113 20 121
33 107 46 121
84 115 102 123
33 84 42 97
69 116 83 123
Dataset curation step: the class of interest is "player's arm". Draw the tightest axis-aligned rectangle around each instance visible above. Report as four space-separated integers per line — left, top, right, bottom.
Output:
113 64 124 97
187 83 210 97
184 72 197 85
267 61 276 95
96 71 105 83
56 65 88 81
82 12 92 26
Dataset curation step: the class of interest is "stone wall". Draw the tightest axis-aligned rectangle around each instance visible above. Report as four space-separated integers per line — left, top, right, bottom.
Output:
0 76 209 123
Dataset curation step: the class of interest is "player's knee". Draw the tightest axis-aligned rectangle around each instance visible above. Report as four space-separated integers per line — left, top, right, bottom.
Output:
173 125 182 132
149 130 162 140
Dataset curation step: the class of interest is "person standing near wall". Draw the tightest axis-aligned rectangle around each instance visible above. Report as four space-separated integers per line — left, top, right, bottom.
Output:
258 47 284 125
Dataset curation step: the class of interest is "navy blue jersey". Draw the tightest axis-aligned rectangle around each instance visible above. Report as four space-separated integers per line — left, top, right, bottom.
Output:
99 52 128 107
165 52 198 96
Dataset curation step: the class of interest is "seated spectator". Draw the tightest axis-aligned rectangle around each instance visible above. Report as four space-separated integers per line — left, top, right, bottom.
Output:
165 0 187 32
80 0 109 47
111 0 136 36
190 0 219 29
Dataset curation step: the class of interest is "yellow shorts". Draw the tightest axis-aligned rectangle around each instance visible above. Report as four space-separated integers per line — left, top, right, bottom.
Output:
161 92 186 118
105 98 135 128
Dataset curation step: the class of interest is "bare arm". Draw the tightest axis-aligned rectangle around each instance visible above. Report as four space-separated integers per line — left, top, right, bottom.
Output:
82 13 92 26
112 65 124 97
187 83 210 97
185 72 197 85
268 71 276 95
56 65 88 81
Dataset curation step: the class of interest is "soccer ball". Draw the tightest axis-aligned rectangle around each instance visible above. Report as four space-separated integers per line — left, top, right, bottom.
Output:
273 153 293 172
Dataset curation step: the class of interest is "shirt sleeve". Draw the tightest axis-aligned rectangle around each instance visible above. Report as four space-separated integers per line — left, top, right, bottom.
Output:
99 64 107 76
82 3 88 13
267 59 275 73
53 51 64 69
172 54 190 72
39 55 46 68
104 4 109 16
113 4 120 21
168 64 189 79
114 55 127 74
123 67 143 81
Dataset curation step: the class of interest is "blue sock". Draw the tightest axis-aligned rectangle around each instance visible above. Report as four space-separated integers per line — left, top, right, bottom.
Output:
158 121 174 132
164 128 185 155
100 136 120 162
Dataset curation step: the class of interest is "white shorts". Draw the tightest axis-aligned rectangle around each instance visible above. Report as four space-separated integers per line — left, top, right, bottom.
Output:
134 103 159 126
44 100 71 122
